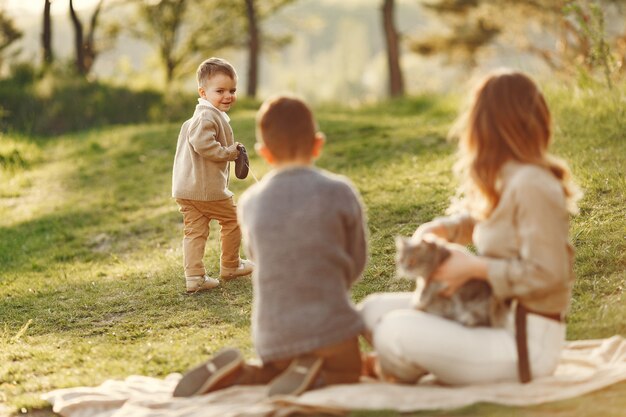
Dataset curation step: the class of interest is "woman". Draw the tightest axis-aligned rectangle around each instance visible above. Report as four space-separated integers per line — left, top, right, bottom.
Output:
359 70 581 385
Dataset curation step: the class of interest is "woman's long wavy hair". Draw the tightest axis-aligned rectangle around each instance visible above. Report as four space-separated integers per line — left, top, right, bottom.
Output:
449 70 580 219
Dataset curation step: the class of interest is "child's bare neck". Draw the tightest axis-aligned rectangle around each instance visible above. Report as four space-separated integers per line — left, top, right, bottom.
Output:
272 159 314 169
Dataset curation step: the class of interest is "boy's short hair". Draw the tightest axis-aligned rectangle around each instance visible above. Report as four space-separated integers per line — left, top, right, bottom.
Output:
256 96 317 160
197 57 237 87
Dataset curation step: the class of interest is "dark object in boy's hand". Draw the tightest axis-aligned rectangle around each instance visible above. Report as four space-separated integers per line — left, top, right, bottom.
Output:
235 144 249 179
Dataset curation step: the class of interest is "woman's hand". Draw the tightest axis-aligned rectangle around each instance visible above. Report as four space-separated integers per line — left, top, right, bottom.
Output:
432 248 488 297
413 221 448 241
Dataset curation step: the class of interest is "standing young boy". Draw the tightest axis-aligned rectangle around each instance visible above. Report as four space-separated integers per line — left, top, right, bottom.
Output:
173 95 368 397
172 57 253 293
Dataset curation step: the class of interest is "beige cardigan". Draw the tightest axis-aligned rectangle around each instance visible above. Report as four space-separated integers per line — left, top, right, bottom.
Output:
172 103 238 201
436 161 574 316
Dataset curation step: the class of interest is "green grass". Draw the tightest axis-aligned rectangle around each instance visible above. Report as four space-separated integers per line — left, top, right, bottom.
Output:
0 84 624 416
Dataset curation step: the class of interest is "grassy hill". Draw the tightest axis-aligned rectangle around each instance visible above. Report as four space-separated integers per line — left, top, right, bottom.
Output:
0 83 624 416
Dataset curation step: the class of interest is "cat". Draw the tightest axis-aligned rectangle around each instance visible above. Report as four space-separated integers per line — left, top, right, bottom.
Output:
395 235 505 327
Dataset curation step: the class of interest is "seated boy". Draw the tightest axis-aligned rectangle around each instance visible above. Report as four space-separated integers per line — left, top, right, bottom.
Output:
173 95 368 397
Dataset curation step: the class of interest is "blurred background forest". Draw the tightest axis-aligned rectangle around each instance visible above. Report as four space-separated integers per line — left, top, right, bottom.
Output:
0 0 625 135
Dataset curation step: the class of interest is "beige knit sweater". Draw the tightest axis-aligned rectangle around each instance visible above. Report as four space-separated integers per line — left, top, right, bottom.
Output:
172 103 238 201
436 160 574 316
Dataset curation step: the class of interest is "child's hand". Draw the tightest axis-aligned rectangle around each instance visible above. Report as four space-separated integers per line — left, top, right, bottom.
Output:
227 143 240 160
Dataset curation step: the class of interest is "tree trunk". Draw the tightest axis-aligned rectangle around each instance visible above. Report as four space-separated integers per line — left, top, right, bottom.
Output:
83 0 105 74
160 0 186 86
166 58 176 85
69 0 86 75
382 0 404 97
42 0 53 67
245 0 259 98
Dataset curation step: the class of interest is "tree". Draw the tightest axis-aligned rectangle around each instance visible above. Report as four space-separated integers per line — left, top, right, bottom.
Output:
142 0 187 84
381 0 405 97
409 0 499 68
491 0 624 84
42 0 53 68
245 0 259 97
69 0 106 76
243 0 294 98
127 0 242 87
0 6 22 72
125 0 293 91
563 0 625 88
410 0 625 80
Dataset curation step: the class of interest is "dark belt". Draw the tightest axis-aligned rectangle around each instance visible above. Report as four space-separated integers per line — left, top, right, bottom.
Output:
515 303 563 383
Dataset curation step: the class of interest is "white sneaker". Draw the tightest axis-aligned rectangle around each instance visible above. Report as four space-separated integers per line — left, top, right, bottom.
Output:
186 275 220 293
220 259 254 280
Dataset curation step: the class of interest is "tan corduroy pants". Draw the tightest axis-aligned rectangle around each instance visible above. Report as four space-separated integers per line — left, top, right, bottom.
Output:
176 197 242 277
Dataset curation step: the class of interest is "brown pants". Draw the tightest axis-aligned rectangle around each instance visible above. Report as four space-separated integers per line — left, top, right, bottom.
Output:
176 197 242 277
236 336 362 387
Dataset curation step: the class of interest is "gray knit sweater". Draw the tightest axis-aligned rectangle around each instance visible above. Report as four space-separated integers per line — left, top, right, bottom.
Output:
238 166 367 362
172 103 238 201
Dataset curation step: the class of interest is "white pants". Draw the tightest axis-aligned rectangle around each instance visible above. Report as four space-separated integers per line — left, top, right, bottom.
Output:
358 292 565 385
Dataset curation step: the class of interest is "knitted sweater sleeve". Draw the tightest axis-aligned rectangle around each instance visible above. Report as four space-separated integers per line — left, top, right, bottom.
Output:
435 212 476 245
188 118 237 162
485 173 571 304
343 184 368 287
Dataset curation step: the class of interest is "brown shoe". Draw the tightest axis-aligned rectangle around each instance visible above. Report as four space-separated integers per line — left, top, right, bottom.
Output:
186 275 219 293
220 259 254 280
172 348 244 397
268 355 324 397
